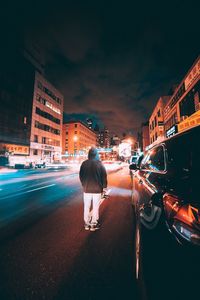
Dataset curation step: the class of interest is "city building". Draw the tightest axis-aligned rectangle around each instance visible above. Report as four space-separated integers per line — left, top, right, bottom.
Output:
141 121 150 151
0 49 35 166
30 71 64 163
110 135 121 146
98 127 110 148
164 56 200 137
62 121 97 158
86 118 93 129
149 96 170 144
0 46 64 166
93 124 100 147
22 37 45 76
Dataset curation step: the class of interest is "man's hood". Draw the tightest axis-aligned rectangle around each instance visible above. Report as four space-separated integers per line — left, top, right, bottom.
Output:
88 147 99 160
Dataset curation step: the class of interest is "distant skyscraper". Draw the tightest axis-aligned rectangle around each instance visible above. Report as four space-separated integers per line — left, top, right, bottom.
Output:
86 118 93 129
94 124 100 132
110 135 120 146
94 124 100 147
98 127 110 148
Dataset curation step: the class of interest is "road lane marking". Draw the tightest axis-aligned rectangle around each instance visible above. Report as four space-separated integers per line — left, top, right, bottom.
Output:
0 184 56 200
24 184 56 193
0 171 79 186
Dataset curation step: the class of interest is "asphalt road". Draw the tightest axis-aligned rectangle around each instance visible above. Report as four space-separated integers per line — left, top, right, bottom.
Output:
0 166 138 300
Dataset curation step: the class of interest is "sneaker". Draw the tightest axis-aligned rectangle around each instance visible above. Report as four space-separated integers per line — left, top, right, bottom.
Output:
90 222 100 232
84 223 90 230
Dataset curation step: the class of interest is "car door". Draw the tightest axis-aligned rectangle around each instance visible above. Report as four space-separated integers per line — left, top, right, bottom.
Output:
136 145 167 229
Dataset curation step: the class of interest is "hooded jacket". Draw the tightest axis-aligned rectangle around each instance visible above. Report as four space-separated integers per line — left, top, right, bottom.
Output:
79 147 107 193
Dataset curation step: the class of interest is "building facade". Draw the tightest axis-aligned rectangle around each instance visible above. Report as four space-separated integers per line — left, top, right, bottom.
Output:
110 135 121 146
164 56 200 138
0 50 35 165
0 44 64 166
30 72 63 163
98 127 110 148
149 96 170 144
62 121 97 157
86 118 93 129
141 121 150 151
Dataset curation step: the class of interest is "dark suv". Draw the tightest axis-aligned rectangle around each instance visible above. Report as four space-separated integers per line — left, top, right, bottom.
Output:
130 125 200 298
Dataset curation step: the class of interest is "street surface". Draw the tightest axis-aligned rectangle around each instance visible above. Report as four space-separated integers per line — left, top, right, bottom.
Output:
0 165 138 300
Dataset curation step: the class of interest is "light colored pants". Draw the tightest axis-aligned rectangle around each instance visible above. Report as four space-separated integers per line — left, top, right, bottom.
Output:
83 193 102 224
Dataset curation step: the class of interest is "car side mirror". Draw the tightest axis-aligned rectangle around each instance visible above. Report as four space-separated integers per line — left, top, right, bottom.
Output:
129 163 138 170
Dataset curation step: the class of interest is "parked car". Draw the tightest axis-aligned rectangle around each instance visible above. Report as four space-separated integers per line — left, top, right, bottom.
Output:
129 125 200 282
35 162 46 168
129 155 138 164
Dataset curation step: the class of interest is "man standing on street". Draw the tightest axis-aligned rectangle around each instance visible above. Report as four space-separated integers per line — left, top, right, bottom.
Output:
79 147 107 231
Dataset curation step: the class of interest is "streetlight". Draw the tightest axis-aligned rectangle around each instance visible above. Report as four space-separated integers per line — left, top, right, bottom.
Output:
126 138 133 145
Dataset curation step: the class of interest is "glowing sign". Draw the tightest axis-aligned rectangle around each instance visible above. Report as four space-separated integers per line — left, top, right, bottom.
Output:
166 125 177 138
97 148 112 153
119 143 131 157
184 58 200 90
46 101 61 114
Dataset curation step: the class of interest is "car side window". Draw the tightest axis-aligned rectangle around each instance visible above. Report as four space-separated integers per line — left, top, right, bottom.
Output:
141 146 165 171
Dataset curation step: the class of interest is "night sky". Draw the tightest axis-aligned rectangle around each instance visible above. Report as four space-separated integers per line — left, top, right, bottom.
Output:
1 0 200 136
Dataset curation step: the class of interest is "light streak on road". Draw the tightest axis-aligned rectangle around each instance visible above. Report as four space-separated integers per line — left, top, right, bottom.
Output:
0 168 79 186
0 184 56 200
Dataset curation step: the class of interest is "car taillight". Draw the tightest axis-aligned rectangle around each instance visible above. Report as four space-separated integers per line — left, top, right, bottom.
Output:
163 193 200 245
174 204 200 226
173 204 200 244
163 193 181 219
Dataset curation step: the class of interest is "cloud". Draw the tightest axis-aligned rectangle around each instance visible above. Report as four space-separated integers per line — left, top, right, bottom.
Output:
46 48 173 135
15 0 199 136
